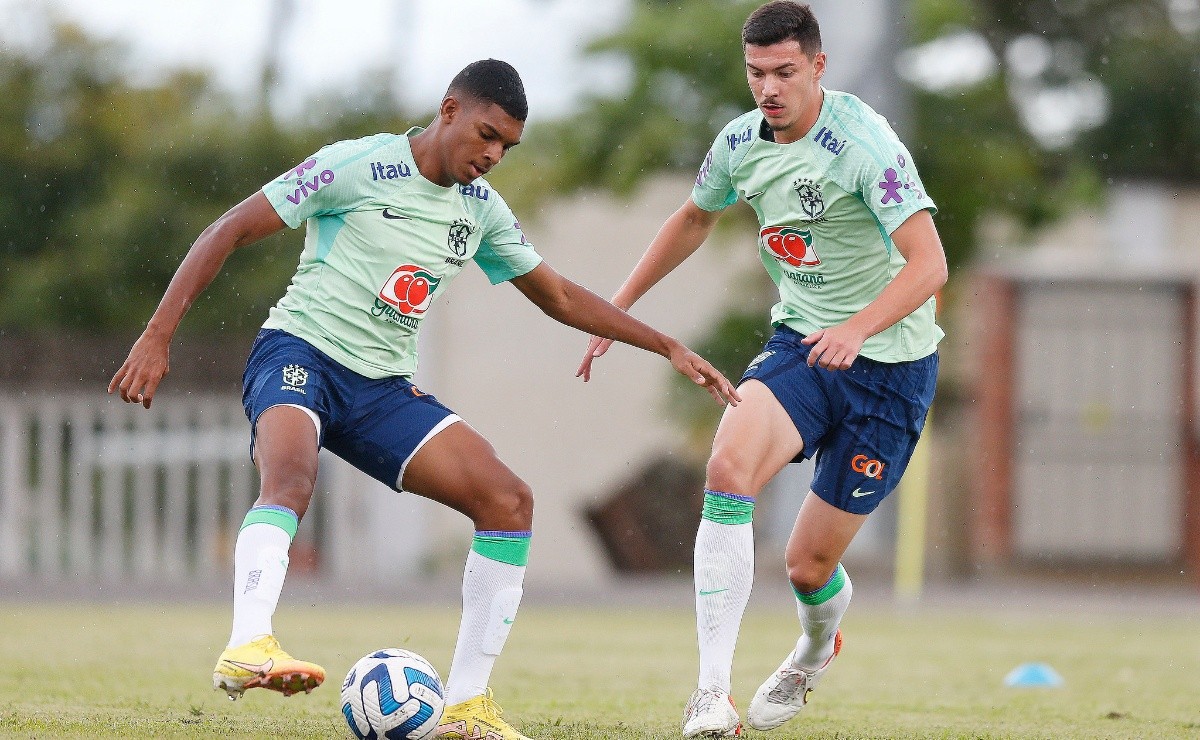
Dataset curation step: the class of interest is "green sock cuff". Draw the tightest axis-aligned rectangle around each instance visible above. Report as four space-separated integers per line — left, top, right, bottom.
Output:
472 531 532 567
702 490 755 525
240 506 298 541
794 563 847 605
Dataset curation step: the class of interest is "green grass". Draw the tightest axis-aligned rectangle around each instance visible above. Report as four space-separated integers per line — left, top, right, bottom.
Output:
0 601 1196 738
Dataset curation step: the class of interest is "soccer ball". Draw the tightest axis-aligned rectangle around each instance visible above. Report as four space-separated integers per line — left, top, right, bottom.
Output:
340 648 445 740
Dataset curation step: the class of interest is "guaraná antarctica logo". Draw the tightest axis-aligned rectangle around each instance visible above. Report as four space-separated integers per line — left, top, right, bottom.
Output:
759 225 821 267
378 264 442 316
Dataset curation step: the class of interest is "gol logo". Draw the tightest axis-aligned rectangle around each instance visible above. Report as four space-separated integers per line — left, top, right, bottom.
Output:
760 225 821 267
851 454 884 480
378 265 441 315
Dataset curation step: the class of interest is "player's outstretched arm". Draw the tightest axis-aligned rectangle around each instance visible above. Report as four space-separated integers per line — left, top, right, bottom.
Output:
576 199 722 381
108 192 287 408
510 263 740 406
803 209 948 370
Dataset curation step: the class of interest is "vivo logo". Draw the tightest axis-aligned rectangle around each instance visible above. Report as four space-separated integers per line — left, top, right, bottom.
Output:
285 158 335 204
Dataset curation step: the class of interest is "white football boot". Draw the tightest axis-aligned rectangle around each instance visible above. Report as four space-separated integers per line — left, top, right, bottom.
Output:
746 629 842 731
682 688 742 737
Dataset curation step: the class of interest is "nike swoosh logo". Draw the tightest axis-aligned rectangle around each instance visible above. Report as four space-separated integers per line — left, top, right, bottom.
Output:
746 191 764 200
381 208 410 220
850 487 875 498
699 588 729 596
502 618 514 624
225 658 273 675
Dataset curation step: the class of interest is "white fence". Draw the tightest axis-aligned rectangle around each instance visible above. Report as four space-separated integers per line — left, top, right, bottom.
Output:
0 394 441 586
0 395 258 581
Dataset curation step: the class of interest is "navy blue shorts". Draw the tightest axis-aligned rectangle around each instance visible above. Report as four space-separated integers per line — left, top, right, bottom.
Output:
740 325 938 514
242 329 459 491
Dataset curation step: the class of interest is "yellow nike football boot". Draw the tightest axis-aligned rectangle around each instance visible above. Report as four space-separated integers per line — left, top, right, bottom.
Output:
212 634 325 700
435 689 533 740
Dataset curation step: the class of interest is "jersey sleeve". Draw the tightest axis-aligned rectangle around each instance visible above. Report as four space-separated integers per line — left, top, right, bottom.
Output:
262 136 384 228
849 120 937 234
690 130 739 212
472 190 543 285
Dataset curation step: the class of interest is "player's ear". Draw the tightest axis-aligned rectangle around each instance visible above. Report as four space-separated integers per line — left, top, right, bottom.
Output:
811 51 826 81
439 95 460 123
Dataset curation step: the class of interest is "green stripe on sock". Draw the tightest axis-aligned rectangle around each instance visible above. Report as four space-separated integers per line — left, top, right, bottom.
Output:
472 534 531 567
702 491 755 525
240 507 298 541
794 563 847 605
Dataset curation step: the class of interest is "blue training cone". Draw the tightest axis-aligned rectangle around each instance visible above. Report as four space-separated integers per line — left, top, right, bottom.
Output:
1004 662 1064 687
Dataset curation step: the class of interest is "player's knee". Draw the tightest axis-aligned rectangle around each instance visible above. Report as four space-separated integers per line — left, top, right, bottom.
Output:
705 453 753 497
473 476 533 530
257 471 316 519
786 554 839 594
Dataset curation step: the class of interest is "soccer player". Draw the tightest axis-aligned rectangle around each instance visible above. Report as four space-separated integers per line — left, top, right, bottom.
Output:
577 3 947 736
109 59 739 740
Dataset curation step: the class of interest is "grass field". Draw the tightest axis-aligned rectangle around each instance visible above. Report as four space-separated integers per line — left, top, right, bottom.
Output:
0 600 1197 739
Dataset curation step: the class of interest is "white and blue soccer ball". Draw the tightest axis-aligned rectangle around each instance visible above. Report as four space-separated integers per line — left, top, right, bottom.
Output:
340 648 445 740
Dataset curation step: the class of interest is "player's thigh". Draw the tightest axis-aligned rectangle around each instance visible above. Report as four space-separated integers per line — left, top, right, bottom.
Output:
784 491 867 590
706 379 804 497
242 329 341 516
400 421 532 530
251 404 321 516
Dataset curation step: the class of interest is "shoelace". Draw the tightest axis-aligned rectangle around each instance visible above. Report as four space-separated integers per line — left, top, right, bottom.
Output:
479 688 504 721
765 668 809 703
686 689 727 718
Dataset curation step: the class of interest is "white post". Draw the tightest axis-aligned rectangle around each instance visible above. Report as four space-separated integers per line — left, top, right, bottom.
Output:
35 400 63 579
0 401 28 577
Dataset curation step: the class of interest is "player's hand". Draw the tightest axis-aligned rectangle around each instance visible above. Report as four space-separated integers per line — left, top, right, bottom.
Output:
108 330 171 408
666 342 742 406
575 335 615 382
802 323 867 370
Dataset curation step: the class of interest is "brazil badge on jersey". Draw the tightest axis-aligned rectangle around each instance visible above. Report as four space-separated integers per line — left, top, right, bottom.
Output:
693 89 943 363
260 129 542 379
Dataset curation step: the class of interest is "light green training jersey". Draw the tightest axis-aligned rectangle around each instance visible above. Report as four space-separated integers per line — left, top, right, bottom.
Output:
692 89 942 363
261 128 542 379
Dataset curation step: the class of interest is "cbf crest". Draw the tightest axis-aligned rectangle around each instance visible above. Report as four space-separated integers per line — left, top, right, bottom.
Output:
793 177 825 220
282 364 308 387
447 218 477 257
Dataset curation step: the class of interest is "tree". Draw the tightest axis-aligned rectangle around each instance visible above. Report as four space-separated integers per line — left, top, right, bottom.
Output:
0 22 408 334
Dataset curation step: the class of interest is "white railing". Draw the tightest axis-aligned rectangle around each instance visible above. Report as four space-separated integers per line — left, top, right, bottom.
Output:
0 394 261 581
0 394 438 586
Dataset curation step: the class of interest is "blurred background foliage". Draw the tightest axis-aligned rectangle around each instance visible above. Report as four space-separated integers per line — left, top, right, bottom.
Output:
1 1 1196 407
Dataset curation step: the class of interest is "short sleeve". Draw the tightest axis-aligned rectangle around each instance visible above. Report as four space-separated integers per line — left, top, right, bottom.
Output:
690 131 739 212
850 128 936 234
262 136 386 228
473 191 543 285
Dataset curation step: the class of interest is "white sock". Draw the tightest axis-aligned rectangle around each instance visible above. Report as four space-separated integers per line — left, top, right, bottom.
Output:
695 490 755 694
792 563 853 669
227 506 297 648
444 534 529 705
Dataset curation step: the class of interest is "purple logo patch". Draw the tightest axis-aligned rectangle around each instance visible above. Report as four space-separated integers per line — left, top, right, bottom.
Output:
285 158 335 205
696 150 714 186
878 169 904 205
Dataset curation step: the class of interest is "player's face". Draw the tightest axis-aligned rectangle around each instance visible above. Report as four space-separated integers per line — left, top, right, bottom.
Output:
440 97 523 185
745 40 826 143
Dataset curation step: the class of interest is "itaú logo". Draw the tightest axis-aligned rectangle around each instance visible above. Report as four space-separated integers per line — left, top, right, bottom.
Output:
851 454 884 480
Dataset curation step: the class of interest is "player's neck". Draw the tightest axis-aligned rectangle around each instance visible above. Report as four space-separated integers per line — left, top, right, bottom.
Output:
407 127 455 188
